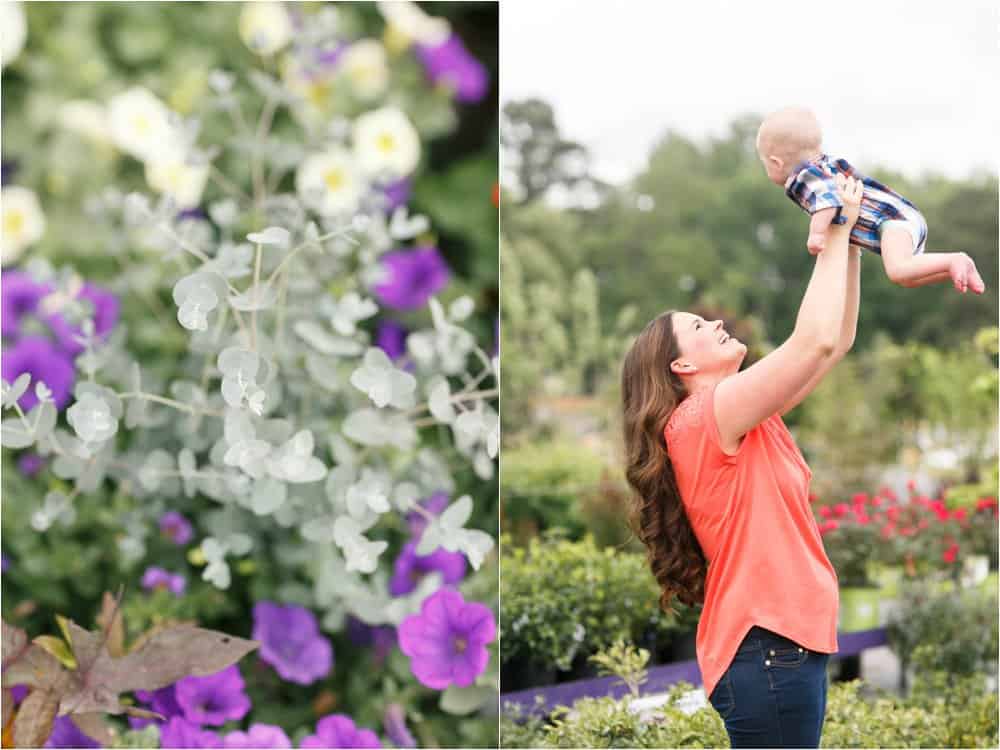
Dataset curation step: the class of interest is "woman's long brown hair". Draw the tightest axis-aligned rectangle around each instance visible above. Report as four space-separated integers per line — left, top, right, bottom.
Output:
620 310 707 616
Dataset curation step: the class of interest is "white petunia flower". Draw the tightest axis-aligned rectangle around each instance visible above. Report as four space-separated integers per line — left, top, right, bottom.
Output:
353 107 421 180
239 1 293 56
375 1 450 46
349 347 417 409
59 100 111 144
107 87 185 163
145 159 210 209
0 2 27 68
296 148 367 216
339 40 390 100
1 187 46 266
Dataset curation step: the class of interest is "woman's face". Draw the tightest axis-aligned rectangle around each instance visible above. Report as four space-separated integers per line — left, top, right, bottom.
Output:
670 311 746 377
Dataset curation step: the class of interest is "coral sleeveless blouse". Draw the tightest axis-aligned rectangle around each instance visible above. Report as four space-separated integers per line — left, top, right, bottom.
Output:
663 383 839 701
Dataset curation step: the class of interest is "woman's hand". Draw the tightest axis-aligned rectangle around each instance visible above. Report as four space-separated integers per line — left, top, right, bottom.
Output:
832 173 863 229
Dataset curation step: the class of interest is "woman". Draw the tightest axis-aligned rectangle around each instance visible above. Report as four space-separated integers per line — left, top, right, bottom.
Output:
620 174 864 748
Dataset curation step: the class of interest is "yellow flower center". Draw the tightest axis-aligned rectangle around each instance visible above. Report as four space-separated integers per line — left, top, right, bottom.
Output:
4 210 24 237
306 82 330 108
324 169 345 191
376 132 395 153
132 114 151 135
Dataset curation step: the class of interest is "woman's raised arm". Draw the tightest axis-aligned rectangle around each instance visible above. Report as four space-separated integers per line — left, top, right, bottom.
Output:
713 174 863 452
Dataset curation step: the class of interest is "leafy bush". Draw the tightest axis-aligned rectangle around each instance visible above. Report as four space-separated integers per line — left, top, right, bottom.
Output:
501 675 998 749
500 440 608 541
886 578 999 679
500 535 684 674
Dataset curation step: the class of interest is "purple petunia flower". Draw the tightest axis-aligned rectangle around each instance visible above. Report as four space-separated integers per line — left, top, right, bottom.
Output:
413 34 489 103
382 704 416 749
10 684 28 704
159 717 222 749
222 724 292 749
141 566 186 596
406 491 450 539
130 684 184 730
1 270 53 338
159 511 194 545
177 207 208 222
382 178 411 212
44 716 101 749
300 715 382 749
1 553 9 573
252 602 333 685
17 451 45 477
372 246 450 311
389 541 467 597
174 665 251 726
1 335 76 411
375 319 408 361
345 616 397 666
45 283 119 357
398 588 495 689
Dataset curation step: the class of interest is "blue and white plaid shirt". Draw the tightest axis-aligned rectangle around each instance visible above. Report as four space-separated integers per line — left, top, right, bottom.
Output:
784 154 926 255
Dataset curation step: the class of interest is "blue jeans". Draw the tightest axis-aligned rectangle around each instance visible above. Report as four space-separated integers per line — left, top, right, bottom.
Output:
707 625 831 748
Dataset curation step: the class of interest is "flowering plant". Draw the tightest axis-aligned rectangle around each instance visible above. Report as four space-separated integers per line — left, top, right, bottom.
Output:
2 1 497 747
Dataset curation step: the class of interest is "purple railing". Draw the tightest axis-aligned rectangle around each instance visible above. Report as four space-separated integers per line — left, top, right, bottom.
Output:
501 627 888 717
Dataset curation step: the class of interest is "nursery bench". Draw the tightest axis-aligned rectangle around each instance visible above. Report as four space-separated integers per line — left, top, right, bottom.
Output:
500 626 889 717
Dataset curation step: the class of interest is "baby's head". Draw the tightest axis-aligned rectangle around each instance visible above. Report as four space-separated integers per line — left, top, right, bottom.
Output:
755 107 823 186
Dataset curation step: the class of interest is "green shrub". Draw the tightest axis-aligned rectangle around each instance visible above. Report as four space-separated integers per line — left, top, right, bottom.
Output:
501 676 998 748
500 440 610 541
500 535 684 672
887 578 999 678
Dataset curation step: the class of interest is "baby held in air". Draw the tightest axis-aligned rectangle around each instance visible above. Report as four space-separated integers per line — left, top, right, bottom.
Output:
756 107 985 294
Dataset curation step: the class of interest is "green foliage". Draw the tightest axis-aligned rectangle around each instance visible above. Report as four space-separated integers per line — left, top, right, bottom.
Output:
500 535 682 672
886 579 999 678
501 674 999 748
500 439 610 540
588 640 650 699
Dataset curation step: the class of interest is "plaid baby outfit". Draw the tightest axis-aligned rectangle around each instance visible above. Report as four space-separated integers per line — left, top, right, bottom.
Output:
784 154 927 255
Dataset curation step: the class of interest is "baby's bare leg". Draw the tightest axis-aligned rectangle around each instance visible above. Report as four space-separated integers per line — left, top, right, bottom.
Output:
880 228 985 293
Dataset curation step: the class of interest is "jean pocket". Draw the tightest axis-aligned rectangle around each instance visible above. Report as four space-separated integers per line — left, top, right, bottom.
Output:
709 672 736 719
763 644 808 669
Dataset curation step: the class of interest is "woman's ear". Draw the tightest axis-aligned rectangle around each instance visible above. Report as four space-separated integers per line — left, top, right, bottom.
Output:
669 359 696 376
768 154 784 171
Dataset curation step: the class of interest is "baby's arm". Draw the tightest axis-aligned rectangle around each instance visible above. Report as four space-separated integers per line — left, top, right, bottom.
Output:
806 207 838 254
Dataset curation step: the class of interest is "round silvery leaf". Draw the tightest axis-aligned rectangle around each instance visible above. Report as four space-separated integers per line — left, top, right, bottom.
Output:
203 560 231 589
224 438 272 477
224 407 256 445
454 409 484 442
459 529 493 570
172 270 228 306
440 494 473 531
305 352 341 392
428 379 456 424
250 477 288 516
201 537 228 561
208 69 235 93
226 532 254 556
294 320 364 356
392 482 420 512
74 382 123 419
138 449 174 492
301 516 337 543
177 292 218 331
246 226 291 247
474 448 495 480
448 295 475 321
67 392 118 443
328 434 357 467
229 282 278 311
31 509 52 532
342 409 417 450
208 243 253 278
246 385 267 416
30 401 57 441
328 292 378 336
179 448 198 497
3 373 31 407
406 331 435 367
1 418 33 449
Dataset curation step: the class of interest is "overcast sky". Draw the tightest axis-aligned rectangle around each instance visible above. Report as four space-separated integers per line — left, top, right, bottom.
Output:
502 0 999 185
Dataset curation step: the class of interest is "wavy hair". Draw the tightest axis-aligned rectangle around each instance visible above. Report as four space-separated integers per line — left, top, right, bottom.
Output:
620 310 707 616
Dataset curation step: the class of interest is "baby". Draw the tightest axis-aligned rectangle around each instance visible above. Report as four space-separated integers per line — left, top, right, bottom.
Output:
755 107 985 294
